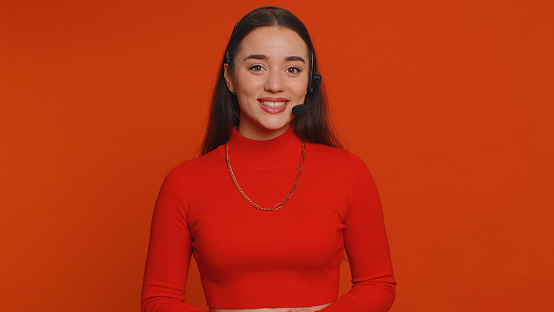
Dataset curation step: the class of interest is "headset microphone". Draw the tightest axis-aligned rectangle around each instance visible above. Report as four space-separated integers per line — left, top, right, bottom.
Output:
292 74 321 117
292 104 308 116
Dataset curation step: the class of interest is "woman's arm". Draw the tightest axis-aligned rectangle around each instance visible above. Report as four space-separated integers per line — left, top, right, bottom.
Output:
317 153 397 312
141 164 206 312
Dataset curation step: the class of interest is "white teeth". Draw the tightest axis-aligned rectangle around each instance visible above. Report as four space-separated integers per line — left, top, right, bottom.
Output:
260 101 287 108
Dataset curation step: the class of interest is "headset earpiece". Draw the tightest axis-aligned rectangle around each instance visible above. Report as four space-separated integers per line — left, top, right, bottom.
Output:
307 53 320 93
225 50 231 65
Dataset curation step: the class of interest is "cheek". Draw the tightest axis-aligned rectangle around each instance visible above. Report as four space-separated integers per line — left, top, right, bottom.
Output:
236 75 263 96
291 79 308 98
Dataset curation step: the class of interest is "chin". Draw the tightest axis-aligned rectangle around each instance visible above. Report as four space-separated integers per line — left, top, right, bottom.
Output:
238 110 294 139
259 117 292 131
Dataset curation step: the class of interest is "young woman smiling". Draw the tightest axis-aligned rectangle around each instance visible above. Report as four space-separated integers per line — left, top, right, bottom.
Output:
223 26 308 141
141 7 396 312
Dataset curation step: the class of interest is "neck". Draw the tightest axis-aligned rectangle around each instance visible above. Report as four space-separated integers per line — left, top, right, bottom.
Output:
221 125 302 170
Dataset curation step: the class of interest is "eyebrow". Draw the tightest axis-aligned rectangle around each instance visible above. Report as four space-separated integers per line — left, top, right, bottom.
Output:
243 54 268 61
284 56 305 63
242 54 305 63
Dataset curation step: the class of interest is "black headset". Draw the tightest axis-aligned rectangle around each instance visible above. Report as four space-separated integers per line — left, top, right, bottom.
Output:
224 6 321 96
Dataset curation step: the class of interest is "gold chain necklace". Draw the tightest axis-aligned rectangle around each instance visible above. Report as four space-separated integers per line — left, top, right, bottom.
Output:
225 140 306 211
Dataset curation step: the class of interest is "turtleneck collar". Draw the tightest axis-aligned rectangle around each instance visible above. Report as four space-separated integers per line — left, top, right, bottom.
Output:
217 125 303 170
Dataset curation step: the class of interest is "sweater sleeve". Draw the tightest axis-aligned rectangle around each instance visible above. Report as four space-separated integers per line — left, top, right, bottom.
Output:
141 164 206 312
319 154 396 312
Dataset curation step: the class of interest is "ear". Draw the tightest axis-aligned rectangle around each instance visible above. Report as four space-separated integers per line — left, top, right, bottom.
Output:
223 63 235 93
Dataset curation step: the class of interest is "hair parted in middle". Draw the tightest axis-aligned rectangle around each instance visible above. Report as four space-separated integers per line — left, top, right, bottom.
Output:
200 7 341 155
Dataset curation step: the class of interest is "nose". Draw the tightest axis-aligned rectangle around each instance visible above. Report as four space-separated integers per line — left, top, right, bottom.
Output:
264 70 285 93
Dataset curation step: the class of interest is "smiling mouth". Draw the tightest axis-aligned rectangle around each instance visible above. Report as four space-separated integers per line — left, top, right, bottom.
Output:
259 100 288 108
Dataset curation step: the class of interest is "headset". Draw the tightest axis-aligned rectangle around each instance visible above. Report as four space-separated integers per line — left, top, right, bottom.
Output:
224 6 321 116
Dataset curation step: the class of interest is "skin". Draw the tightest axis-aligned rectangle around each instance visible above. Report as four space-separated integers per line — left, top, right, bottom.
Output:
224 26 310 141
209 306 326 312
219 26 323 312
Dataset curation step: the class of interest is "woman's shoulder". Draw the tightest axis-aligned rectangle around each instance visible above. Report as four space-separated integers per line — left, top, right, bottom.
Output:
162 147 223 182
307 143 369 171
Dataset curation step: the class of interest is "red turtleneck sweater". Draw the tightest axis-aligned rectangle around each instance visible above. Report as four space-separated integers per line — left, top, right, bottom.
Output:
141 127 396 312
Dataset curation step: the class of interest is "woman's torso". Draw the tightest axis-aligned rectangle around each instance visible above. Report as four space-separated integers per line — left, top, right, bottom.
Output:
183 141 352 308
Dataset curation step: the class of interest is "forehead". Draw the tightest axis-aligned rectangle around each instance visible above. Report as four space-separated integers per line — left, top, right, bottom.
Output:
238 26 309 58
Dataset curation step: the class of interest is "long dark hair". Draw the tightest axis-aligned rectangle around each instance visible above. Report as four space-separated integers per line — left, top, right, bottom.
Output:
201 7 341 155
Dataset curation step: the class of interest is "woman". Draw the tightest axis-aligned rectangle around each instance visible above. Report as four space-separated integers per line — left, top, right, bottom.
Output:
141 7 396 312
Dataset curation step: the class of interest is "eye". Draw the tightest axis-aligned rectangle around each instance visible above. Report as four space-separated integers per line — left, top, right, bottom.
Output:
248 65 265 72
286 67 301 74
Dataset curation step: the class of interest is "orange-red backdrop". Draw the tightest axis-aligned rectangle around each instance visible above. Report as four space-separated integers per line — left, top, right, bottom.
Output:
1 0 553 311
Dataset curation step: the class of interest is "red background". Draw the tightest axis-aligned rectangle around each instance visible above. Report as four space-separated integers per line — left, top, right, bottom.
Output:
1 0 553 311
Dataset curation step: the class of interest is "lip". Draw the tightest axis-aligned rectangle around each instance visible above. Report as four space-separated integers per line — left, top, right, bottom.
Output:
258 97 289 114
